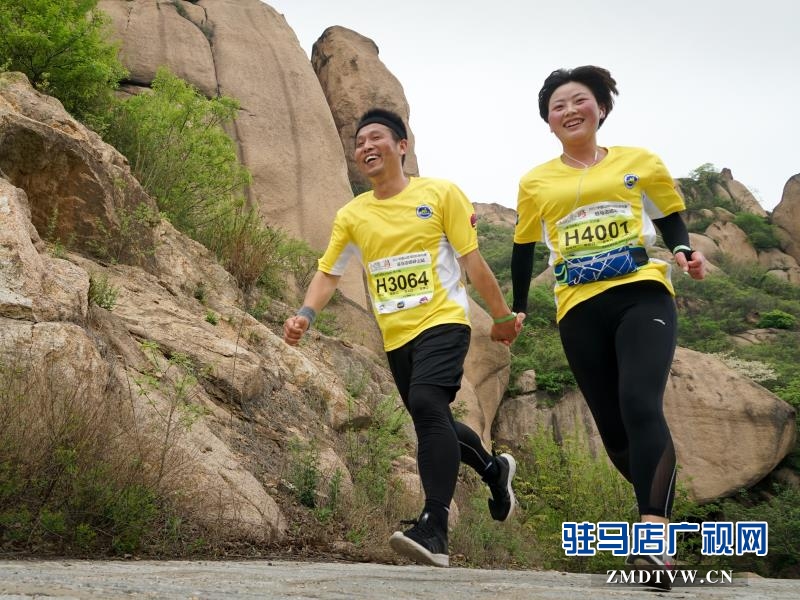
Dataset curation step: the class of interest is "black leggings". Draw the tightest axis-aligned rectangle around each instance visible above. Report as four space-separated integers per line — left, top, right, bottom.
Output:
558 281 677 518
387 325 495 517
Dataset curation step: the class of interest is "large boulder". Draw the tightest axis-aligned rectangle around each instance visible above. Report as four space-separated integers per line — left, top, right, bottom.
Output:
97 0 217 97
311 25 420 193
772 173 800 264
704 221 759 263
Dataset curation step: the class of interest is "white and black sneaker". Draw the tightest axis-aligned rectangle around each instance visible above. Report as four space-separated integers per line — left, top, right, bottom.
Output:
626 551 675 591
389 512 449 567
485 453 517 522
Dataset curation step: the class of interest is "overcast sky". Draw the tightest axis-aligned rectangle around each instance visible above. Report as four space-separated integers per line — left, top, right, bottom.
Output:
266 0 798 211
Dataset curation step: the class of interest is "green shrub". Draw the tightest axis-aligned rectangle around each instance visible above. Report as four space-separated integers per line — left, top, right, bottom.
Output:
758 310 797 330
104 68 325 293
734 213 781 250
88 273 118 310
0 0 127 121
510 289 575 397
514 426 636 572
287 439 324 509
0 359 170 555
344 394 408 507
104 67 251 239
719 486 800 578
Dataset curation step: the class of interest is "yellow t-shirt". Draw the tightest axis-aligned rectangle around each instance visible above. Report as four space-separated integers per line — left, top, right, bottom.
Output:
514 146 686 322
319 177 478 351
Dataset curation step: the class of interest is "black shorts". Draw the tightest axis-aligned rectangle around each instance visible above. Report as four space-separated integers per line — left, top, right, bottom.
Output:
386 323 471 405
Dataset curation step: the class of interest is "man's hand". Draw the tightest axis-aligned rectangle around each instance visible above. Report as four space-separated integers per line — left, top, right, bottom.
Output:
283 315 310 346
490 312 525 346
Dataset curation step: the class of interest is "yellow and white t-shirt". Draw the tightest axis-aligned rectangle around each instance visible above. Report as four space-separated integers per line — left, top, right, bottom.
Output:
514 146 685 322
319 177 478 351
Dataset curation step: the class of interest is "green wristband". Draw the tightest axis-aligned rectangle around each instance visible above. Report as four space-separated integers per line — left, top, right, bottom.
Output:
493 312 517 324
672 244 692 255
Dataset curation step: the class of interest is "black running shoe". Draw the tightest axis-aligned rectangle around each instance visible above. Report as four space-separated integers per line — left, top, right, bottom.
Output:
486 453 517 522
389 512 449 567
626 551 674 591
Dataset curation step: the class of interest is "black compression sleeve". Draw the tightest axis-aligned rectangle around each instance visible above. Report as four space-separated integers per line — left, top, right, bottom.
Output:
653 212 691 255
511 242 536 313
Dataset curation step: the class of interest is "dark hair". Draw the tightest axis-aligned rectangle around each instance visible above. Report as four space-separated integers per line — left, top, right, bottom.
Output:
355 108 408 141
538 65 618 128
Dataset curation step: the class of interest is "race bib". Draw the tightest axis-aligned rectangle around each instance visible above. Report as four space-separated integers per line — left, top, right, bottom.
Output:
556 201 638 258
368 251 435 314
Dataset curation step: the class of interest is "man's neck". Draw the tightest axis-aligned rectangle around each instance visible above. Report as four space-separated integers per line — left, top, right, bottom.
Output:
371 173 410 199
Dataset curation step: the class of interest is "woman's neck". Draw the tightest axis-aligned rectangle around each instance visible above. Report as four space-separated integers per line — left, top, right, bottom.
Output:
561 144 603 168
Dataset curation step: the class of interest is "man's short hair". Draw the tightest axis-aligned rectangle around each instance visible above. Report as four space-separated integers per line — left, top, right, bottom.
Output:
355 108 407 141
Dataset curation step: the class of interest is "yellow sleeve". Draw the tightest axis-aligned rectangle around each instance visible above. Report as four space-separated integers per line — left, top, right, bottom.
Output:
513 176 543 244
442 182 479 256
318 211 356 275
642 153 686 218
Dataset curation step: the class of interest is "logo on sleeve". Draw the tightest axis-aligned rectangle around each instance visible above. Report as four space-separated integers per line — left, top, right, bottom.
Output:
470 213 477 228
623 174 639 189
416 205 433 219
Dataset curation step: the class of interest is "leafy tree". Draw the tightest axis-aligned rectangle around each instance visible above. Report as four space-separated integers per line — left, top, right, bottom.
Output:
0 0 127 120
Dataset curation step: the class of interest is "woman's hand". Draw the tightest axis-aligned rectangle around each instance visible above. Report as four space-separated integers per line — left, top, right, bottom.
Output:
674 250 707 280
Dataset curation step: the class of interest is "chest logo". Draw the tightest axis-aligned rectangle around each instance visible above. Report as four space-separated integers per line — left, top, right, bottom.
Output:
416 205 433 219
623 174 639 189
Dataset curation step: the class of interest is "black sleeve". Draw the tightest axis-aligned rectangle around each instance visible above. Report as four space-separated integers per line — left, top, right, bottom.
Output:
511 242 536 313
653 212 691 258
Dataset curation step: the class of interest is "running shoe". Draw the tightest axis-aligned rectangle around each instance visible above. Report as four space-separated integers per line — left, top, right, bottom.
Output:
626 551 674 591
485 452 517 522
389 512 449 567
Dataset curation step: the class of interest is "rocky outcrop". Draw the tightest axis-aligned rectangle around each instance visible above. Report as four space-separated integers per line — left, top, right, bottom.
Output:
704 221 759 264
495 348 796 503
311 25 419 193
0 72 289 541
773 173 800 264
0 72 159 271
98 0 367 307
475 202 517 228
721 168 768 217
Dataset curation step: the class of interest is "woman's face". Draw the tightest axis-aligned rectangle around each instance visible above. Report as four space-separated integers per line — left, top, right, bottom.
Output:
546 81 603 145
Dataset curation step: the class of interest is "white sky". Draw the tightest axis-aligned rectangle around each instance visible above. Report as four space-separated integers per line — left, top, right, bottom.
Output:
266 0 798 211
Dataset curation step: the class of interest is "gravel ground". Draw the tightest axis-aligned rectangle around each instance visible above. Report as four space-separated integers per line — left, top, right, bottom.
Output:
1 559 799 599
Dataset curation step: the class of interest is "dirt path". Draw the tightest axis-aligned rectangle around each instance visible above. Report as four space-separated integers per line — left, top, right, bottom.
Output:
1 559 799 599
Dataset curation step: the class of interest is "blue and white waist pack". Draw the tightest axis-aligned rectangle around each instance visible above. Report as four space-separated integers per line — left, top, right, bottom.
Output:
554 246 649 286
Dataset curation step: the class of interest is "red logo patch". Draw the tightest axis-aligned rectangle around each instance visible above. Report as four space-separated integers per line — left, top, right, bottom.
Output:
470 213 477 228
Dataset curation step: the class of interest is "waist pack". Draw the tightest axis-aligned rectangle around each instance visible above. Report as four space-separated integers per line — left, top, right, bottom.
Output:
554 246 649 286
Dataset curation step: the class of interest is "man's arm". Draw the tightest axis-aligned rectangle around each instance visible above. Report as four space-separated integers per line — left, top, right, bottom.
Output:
459 249 523 344
283 270 341 346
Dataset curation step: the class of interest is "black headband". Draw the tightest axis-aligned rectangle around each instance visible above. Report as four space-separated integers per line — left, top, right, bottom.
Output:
355 115 407 140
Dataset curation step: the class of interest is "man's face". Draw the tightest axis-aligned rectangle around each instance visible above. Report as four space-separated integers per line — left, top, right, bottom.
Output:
354 123 406 179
